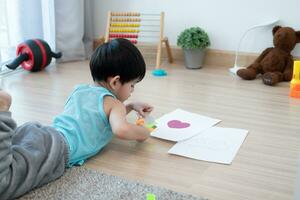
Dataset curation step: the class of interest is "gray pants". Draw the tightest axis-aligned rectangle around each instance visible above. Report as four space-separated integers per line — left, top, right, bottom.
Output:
0 112 68 200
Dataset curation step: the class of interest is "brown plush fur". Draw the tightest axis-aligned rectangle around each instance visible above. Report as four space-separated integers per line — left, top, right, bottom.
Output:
237 26 300 86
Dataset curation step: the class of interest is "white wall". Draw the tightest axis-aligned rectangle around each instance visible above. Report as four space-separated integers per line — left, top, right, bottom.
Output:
93 0 300 57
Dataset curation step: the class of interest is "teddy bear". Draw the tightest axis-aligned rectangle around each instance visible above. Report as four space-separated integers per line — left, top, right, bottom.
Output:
237 26 300 86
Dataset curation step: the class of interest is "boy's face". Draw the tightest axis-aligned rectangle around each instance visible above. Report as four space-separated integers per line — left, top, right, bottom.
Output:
115 79 138 102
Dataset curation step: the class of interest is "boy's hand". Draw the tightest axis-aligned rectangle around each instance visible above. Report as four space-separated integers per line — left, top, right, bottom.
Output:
109 100 150 141
128 102 153 117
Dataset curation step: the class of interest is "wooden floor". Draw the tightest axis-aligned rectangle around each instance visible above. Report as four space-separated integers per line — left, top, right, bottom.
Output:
2 60 300 200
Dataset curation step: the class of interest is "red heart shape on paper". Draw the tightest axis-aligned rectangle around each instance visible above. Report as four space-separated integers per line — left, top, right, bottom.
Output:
167 120 190 129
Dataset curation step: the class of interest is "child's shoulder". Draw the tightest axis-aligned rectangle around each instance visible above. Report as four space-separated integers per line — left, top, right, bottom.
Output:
66 84 115 104
73 84 100 91
73 84 114 96
103 95 124 118
103 94 123 107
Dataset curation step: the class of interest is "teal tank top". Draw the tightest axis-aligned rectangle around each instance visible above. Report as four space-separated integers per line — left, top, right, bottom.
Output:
53 84 115 167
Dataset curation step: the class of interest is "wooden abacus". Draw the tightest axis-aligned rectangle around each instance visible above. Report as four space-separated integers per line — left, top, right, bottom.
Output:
103 11 173 75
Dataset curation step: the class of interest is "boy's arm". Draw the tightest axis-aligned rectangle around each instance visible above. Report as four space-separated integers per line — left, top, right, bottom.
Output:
109 100 150 142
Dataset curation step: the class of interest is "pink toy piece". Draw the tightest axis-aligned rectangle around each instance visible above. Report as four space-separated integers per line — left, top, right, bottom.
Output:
167 120 190 129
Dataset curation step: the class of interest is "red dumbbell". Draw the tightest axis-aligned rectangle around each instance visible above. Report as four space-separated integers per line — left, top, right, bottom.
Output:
6 39 62 72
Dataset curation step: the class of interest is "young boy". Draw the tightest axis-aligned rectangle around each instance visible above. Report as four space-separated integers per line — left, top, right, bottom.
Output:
0 38 153 200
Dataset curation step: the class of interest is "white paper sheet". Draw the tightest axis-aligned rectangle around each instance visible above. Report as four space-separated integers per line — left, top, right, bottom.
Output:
151 109 221 141
168 127 248 164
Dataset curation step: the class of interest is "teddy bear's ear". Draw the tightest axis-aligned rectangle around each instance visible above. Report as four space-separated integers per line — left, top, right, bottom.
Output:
272 26 282 35
296 31 300 43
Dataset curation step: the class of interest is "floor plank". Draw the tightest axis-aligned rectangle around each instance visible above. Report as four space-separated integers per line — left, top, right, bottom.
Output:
3 60 300 200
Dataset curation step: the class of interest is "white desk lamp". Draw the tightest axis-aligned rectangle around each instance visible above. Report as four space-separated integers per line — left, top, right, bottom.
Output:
229 19 279 75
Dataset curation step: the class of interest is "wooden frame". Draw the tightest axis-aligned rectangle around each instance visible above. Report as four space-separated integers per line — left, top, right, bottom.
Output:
102 11 173 70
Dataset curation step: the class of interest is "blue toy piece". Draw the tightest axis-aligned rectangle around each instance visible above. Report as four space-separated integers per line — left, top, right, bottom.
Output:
152 69 167 76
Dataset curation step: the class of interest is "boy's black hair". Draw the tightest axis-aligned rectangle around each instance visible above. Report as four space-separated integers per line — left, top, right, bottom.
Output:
90 38 146 84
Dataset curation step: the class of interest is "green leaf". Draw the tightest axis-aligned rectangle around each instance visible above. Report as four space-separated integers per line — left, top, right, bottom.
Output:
177 27 210 50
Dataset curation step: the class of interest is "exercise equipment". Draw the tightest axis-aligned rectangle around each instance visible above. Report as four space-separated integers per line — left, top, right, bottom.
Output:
103 11 173 76
6 39 62 72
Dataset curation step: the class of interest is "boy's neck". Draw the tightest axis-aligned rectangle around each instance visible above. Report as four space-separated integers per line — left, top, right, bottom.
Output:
94 81 115 95
94 81 109 89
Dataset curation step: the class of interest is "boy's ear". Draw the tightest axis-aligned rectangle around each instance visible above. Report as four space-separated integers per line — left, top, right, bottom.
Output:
108 75 121 90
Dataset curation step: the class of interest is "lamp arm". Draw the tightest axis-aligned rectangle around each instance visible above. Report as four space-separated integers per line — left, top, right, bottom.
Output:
233 20 279 68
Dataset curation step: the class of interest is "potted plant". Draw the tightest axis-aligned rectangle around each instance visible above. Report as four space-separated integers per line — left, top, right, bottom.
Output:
177 27 210 69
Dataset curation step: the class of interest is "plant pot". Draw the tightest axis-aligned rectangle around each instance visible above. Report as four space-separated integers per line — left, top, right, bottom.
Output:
183 48 205 69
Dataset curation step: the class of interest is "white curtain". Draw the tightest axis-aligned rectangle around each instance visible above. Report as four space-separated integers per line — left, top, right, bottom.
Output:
0 0 94 69
1 0 54 63
55 0 94 62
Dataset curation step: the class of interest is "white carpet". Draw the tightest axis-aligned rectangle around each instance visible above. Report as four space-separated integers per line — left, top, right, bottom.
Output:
18 167 207 200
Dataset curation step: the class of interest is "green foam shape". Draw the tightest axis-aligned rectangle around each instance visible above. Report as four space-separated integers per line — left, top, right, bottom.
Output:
146 193 156 200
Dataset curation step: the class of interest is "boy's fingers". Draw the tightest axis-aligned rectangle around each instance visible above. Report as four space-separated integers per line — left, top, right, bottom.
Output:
143 107 153 112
